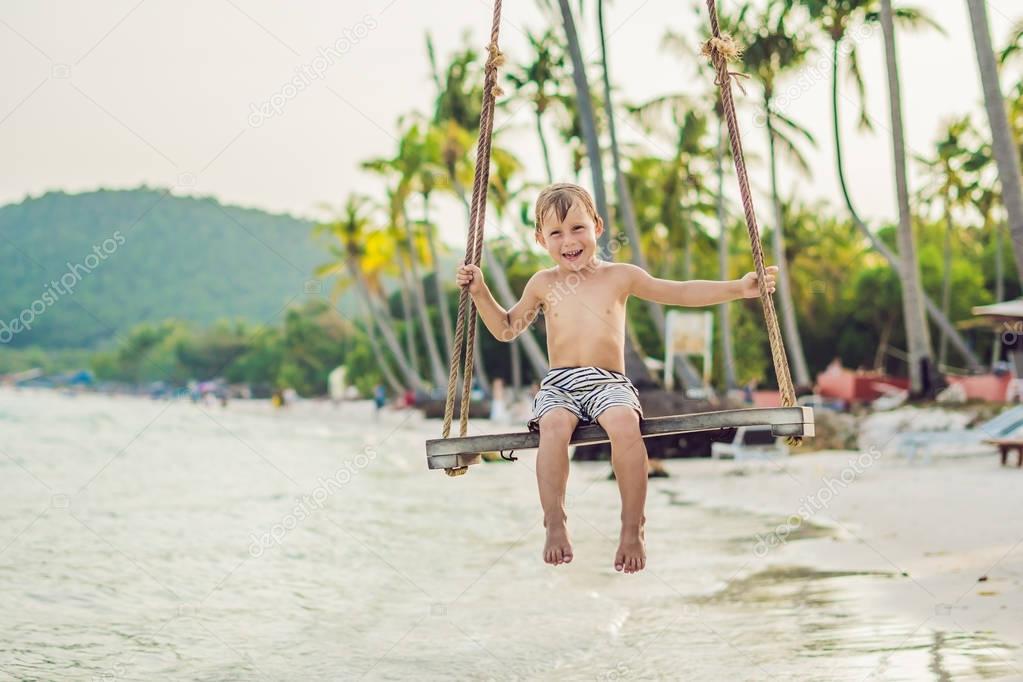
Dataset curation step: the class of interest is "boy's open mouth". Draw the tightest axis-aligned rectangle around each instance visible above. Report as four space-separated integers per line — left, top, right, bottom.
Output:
562 248 583 261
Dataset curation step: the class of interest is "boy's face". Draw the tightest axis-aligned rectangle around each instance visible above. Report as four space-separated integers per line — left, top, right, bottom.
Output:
535 199 604 272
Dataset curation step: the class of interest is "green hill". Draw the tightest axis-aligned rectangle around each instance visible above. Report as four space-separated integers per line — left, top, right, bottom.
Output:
0 188 339 349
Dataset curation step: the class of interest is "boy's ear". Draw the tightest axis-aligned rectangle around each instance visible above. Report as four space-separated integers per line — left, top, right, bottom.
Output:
594 216 604 237
535 229 546 247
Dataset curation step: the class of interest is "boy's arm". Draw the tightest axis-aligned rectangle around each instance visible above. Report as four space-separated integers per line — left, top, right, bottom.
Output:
457 264 543 342
625 263 777 306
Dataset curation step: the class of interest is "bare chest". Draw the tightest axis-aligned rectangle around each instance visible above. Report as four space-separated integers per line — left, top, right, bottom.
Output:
539 271 627 333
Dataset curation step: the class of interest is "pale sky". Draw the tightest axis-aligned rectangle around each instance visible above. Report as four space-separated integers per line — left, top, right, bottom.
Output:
1 0 1020 249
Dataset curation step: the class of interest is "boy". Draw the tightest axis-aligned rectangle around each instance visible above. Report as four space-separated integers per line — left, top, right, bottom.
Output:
456 183 776 574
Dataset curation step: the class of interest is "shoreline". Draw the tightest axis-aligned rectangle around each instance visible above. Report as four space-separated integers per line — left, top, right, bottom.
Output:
662 450 1023 672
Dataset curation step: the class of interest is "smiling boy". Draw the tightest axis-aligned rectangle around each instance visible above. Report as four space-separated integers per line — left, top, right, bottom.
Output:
456 183 776 573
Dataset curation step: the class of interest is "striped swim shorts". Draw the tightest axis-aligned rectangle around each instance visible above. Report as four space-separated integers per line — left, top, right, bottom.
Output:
527 366 643 432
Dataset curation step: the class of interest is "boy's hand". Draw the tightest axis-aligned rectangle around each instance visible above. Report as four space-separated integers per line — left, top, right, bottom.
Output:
738 265 778 298
456 263 485 294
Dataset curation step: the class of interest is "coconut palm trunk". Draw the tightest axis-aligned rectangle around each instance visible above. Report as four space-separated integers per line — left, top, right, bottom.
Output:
396 263 420 377
472 322 490 393
424 194 455 364
483 243 550 377
511 334 522 398
536 112 555 184
764 104 812 388
401 211 447 388
880 0 935 395
359 300 403 394
349 263 427 393
716 118 738 390
966 0 1023 288
558 0 610 255
828 38 982 371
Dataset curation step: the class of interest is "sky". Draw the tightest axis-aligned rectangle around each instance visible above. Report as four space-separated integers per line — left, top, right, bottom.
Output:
1 0 1020 249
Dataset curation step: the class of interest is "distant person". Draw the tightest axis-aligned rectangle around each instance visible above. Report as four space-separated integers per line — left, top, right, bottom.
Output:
489 378 509 424
373 384 386 418
456 182 776 574
403 387 416 409
742 378 757 406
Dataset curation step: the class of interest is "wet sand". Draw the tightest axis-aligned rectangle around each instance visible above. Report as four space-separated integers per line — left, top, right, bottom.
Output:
666 449 1023 678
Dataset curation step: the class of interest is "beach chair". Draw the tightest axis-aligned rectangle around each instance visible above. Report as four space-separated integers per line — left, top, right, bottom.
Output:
711 425 790 461
984 438 1023 467
894 405 1023 463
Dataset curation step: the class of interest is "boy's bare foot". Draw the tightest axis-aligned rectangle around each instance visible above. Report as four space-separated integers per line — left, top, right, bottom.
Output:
614 523 646 573
543 519 573 565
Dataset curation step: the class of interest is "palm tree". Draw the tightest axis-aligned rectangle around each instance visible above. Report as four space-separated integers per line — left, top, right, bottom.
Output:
362 126 449 389
631 98 716 280
505 28 564 184
413 123 456 365
315 196 427 393
552 91 587 181
966 0 1023 289
916 117 978 367
798 0 982 371
879 0 934 395
737 1 813 387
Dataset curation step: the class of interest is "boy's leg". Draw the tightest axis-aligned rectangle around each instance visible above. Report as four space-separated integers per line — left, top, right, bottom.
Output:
536 408 579 565
596 406 648 573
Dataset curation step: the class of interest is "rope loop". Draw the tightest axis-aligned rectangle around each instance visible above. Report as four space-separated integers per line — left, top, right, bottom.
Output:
486 42 506 71
701 35 750 94
700 34 742 63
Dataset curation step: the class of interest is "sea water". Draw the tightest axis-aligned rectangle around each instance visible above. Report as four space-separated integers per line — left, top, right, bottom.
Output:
0 388 1014 680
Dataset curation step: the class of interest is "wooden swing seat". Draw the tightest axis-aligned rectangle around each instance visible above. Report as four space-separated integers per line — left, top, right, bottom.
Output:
426 406 814 472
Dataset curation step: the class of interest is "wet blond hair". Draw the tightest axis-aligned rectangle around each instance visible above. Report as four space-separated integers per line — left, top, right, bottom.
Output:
534 183 600 232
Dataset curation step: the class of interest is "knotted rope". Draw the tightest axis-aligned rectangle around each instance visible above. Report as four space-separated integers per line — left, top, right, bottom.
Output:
702 0 800 430
441 0 504 444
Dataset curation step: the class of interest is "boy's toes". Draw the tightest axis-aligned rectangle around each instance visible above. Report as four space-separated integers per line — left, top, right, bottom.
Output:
563 550 573 564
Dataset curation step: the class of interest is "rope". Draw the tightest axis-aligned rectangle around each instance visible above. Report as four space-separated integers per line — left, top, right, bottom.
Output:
442 0 504 440
701 0 800 423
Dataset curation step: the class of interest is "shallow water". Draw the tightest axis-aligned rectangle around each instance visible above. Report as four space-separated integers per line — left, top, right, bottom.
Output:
0 388 1016 680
